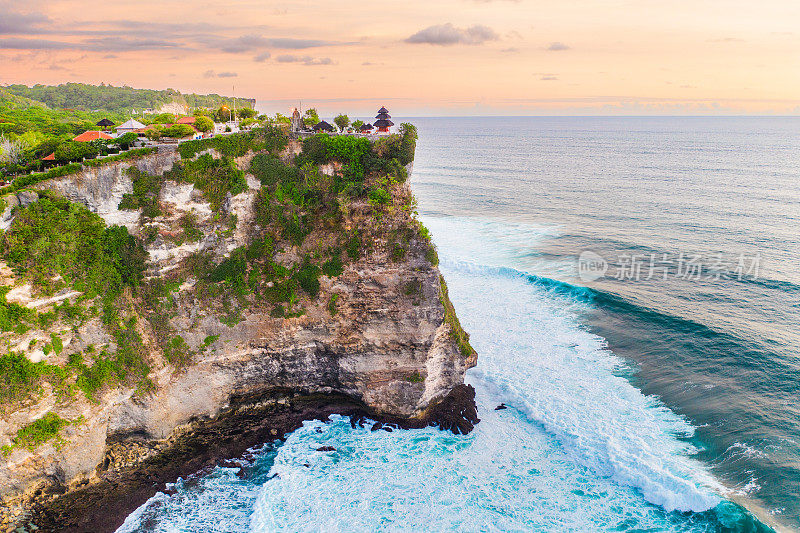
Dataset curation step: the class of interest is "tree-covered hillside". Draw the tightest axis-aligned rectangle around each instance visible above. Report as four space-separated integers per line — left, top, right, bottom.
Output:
3 83 255 114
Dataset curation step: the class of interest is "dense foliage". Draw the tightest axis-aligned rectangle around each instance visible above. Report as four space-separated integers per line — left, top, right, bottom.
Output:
178 125 288 159
2 194 146 297
3 83 254 115
166 154 247 211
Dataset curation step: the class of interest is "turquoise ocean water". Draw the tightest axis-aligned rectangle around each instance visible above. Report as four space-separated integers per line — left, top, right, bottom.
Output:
118 117 799 532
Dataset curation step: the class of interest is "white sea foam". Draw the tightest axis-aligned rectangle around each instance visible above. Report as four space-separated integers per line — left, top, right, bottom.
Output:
425 216 722 512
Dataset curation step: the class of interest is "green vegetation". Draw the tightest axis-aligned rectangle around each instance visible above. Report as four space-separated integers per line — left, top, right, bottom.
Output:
0 352 65 404
327 293 339 316
179 212 203 243
118 166 163 217
0 194 150 404
334 114 350 132
167 154 247 212
0 148 156 197
405 372 424 383
2 194 145 296
0 286 36 332
178 126 287 160
3 83 254 116
439 276 476 358
1 412 73 455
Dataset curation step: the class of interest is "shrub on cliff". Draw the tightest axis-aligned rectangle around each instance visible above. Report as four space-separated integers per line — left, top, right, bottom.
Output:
118 167 163 218
54 140 97 163
178 126 287 159
167 154 247 211
1 194 145 297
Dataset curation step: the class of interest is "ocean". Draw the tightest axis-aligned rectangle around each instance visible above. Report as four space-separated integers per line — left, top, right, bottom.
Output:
117 117 799 532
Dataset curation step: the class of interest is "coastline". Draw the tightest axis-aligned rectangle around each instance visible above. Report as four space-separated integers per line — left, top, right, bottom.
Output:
28 385 478 533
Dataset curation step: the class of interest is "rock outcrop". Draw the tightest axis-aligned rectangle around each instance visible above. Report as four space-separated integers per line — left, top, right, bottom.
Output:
0 136 477 532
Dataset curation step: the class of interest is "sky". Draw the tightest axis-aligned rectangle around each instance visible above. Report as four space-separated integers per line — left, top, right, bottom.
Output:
1 0 800 116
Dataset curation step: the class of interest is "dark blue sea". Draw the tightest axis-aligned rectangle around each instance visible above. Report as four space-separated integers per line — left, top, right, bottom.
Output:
118 117 799 532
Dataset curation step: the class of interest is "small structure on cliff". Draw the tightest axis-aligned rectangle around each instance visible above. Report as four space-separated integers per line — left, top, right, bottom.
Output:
373 106 394 133
72 130 113 142
96 118 114 130
313 120 335 132
358 123 373 134
116 119 146 135
291 108 303 133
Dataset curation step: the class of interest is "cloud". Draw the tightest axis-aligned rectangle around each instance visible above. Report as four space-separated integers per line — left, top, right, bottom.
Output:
202 69 238 78
0 36 181 52
546 41 570 51
276 54 333 65
405 23 499 46
82 37 182 51
500 47 519 53
540 76 558 80
267 38 337 49
219 35 340 53
253 51 271 62
0 38 71 50
0 9 51 35
220 34 270 53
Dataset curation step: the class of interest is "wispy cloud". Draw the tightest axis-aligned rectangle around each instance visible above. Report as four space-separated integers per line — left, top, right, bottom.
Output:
0 9 51 35
203 69 238 78
546 41 570 51
405 23 499 46
253 51 271 62
276 54 334 65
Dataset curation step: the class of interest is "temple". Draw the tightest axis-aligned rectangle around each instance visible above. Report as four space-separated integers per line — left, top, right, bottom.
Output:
373 106 394 133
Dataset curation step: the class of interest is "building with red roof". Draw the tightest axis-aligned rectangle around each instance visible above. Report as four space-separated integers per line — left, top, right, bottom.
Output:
72 130 113 142
176 116 197 125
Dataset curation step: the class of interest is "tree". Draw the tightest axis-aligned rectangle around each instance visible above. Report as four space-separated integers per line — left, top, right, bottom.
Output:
54 141 97 162
217 106 231 122
334 114 350 132
115 132 139 150
303 108 320 127
150 113 176 124
162 124 196 138
351 119 365 130
236 107 256 119
194 115 214 133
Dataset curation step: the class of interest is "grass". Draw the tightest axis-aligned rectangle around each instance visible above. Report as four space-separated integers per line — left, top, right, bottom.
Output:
1 412 73 455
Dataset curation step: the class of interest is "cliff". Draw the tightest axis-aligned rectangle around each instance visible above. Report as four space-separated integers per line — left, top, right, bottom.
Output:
0 127 477 531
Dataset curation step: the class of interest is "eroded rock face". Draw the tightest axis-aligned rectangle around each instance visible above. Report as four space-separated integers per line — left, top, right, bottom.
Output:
0 145 477 529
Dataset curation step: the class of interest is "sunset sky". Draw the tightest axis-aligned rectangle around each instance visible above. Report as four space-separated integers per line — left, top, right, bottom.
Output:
1 0 800 116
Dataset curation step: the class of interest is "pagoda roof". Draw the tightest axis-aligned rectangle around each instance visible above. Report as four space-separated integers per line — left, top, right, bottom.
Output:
375 112 391 119
373 119 394 128
72 130 113 142
96 118 114 127
378 106 389 113
358 123 373 130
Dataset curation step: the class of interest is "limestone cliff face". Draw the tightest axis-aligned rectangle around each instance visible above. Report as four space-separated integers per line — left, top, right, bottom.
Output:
0 141 477 527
